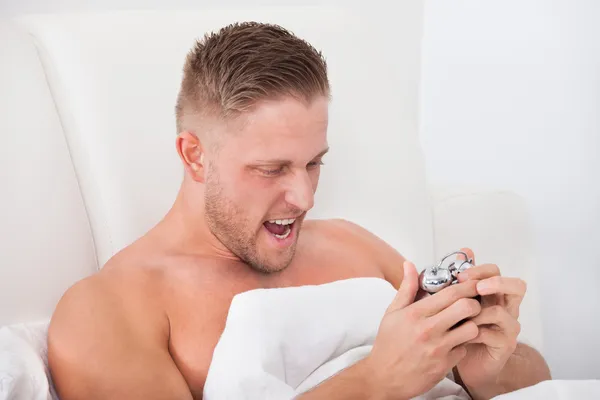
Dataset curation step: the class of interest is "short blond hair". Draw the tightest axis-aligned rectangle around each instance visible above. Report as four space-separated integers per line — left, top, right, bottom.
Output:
175 22 330 134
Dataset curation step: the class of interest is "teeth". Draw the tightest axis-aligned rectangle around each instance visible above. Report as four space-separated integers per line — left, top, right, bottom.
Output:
274 228 292 239
268 218 296 225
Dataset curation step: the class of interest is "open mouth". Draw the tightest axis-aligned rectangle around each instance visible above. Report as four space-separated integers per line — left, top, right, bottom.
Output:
263 218 296 240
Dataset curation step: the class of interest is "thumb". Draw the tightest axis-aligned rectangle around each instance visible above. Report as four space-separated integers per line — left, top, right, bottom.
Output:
389 260 419 312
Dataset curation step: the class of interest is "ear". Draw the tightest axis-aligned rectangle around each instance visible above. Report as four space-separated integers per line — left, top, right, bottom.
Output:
176 131 206 183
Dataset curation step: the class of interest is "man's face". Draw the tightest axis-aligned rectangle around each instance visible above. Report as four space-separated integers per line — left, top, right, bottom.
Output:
204 96 329 273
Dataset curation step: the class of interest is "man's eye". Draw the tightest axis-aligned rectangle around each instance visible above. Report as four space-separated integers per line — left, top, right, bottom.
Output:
308 160 325 169
261 167 284 176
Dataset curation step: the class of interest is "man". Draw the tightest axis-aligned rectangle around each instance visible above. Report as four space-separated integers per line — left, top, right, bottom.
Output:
47 22 551 399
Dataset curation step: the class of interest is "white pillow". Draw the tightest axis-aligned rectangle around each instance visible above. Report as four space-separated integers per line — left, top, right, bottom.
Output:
0 320 56 400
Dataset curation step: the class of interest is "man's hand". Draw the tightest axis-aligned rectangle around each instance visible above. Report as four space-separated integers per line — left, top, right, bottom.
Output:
365 260 481 399
453 248 527 398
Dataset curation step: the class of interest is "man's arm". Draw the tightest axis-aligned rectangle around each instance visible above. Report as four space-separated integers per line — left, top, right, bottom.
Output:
48 275 193 400
327 218 406 289
456 343 551 400
329 219 552 398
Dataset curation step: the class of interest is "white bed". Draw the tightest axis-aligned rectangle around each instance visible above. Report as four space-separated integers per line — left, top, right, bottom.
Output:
2 287 600 400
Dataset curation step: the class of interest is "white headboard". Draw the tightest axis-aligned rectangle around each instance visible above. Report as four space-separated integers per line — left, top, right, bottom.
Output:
0 3 430 326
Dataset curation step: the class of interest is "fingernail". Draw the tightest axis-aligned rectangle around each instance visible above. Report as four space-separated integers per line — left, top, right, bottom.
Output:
477 281 488 292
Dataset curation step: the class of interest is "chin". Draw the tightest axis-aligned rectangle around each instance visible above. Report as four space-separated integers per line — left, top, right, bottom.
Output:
245 220 300 273
250 247 296 274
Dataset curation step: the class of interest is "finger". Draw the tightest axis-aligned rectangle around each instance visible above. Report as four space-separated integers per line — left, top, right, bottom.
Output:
458 248 475 265
466 326 511 349
477 277 526 318
470 305 521 336
480 292 505 308
477 277 526 297
429 298 481 332
448 344 468 366
387 261 419 312
417 280 479 316
443 321 479 349
505 295 524 319
457 263 500 282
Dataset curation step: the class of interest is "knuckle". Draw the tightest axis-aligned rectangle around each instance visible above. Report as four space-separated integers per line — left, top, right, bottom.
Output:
457 298 480 316
455 298 470 314
416 324 432 343
451 345 468 363
468 299 482 316
455 297 470 309
515 321 522 335
467 279 479 295
405 306 421 322
520 279 528 293
491 264 500 275
465 321 479 339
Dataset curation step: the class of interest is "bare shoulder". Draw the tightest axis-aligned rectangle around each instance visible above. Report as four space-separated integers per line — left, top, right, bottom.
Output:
48 265 166 342
304 218 405 288
47 257 189 399
49 253 167 334
48 266 166 365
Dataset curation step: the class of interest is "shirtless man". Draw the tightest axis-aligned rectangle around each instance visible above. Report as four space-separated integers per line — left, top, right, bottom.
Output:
47 22 551 400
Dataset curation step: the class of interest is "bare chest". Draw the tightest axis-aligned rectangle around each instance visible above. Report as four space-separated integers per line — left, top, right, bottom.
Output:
165 247 383 397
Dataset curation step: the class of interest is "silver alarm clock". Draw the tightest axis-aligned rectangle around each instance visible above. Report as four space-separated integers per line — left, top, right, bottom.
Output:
419 251 475 294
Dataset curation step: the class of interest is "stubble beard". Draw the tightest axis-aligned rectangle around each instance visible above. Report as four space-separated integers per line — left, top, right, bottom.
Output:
203 166 297 273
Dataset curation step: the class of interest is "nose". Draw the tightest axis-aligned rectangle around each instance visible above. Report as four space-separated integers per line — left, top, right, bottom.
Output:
284 170 315 212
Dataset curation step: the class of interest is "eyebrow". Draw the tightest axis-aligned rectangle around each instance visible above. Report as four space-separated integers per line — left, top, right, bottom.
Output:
254 147 330 165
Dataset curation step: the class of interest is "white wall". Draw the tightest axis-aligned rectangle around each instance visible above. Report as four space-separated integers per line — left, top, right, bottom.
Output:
421 0 600 379
0 0 341 17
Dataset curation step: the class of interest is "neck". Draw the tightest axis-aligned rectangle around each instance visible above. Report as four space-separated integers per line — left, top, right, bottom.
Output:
156 180 241 261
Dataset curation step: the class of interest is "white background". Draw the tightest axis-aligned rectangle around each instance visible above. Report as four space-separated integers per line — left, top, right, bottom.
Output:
2 0 598 380
420 0 600 380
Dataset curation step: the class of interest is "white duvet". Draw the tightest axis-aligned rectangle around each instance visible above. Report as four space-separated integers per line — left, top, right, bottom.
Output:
1 278 599 400
0 320 56 400
204 277 600 400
